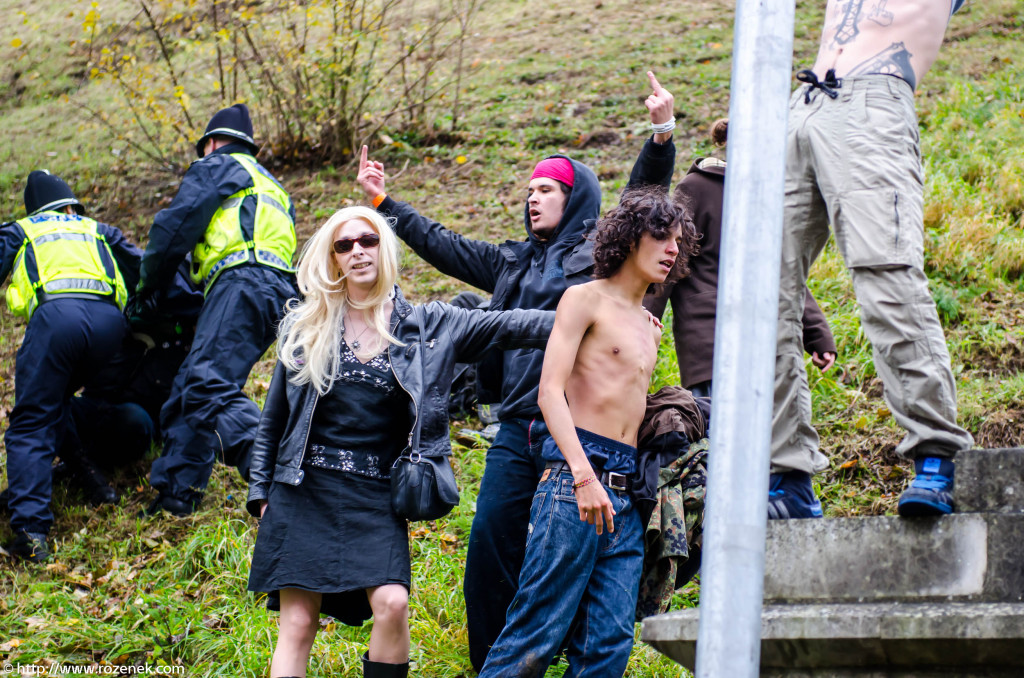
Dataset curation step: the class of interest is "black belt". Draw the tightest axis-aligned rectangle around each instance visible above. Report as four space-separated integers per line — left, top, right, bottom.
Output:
544 461 630 492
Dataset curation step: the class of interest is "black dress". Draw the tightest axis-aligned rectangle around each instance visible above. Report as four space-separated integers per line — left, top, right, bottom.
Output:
248 342 412 626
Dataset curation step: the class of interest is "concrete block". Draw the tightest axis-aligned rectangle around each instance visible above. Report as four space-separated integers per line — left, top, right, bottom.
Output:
763 514 1024 604
641 602 1024 675
956 448 1024 514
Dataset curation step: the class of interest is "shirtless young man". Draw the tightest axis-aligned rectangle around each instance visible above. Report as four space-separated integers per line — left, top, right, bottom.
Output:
478 188 695 677
770 0 973 519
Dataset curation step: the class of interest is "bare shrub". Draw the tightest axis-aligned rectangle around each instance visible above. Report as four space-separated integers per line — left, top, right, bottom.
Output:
87 0 483 171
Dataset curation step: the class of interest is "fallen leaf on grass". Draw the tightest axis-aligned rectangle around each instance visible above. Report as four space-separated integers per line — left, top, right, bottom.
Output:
202 615 228 630
411 526 432 539
25 617 47 629
838 459 859 470
0 639 22 651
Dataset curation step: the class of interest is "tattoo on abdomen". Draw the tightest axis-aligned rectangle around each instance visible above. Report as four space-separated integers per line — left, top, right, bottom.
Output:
848 42 916 89
834 0 867 45
868 0 894 27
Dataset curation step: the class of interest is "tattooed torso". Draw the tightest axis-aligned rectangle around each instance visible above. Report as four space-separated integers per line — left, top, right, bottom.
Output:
810 0 958 90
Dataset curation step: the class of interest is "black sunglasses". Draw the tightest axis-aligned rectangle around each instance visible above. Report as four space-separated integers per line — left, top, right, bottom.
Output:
333 233 380 254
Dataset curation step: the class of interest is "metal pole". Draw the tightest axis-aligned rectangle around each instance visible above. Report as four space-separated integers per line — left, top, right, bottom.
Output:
694 0 796 676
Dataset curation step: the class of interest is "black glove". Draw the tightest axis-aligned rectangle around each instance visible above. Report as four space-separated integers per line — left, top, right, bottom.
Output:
125 291 160 328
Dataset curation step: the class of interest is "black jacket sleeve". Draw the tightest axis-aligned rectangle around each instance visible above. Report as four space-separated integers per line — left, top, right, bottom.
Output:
626 135 676 192
802 288 837 357
440 304 555 364
137 155 252 296
0 222 24 283
97 222 143 294
246 360 291 517
377 196 506 294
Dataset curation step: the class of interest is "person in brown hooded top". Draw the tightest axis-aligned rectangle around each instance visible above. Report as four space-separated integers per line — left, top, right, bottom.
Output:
643 117 838 402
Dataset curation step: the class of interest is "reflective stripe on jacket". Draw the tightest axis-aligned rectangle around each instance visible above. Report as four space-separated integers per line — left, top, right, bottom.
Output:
6 212 127 320
190 153 296 291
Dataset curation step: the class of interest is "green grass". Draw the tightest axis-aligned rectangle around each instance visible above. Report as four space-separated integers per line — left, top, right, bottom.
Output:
2 0 1024 674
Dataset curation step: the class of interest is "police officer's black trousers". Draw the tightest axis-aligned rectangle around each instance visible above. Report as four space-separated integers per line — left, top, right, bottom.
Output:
149 266 296 504
4 298 127 534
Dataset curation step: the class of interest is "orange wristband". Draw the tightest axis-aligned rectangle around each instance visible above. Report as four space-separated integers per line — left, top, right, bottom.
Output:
372 193 387 209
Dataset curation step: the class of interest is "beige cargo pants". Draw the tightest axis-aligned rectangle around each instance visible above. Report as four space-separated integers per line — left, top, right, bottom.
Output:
771 75 974 475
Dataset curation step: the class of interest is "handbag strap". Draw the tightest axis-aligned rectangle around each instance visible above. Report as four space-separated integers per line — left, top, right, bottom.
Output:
410 308 425 453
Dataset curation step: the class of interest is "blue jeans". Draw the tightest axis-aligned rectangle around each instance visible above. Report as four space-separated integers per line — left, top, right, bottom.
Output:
479 470 644 678
464 418 547 672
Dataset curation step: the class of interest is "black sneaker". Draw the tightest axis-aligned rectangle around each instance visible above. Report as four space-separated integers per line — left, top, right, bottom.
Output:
767 470 824 519
140 493 197 518
7 531 50 563
898 457 955 517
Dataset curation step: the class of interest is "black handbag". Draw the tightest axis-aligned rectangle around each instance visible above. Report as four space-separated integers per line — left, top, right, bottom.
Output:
390 314 461 521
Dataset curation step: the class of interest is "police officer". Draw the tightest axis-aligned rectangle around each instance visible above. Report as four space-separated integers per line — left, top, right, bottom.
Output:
0 170 142 562
131 104 298 516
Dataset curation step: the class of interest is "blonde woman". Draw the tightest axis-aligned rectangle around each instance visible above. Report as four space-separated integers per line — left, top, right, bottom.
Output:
246 206 552 678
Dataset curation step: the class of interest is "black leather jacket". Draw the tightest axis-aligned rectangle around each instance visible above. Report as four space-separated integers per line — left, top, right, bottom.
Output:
246 286 554 516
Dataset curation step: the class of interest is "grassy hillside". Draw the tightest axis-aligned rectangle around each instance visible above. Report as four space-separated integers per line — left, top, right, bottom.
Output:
2 0 1023 675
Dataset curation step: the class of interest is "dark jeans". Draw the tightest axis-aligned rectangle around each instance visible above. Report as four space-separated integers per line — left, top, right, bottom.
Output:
150 266 296 503
688 380 712 399
5 299 127 534
464 417 547 672
478 470 644 678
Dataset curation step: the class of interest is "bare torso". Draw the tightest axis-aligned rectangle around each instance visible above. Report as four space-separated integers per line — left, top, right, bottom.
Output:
563 282 661 447
811 0 958 90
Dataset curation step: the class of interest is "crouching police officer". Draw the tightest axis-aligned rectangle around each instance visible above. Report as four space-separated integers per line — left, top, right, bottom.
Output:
130 104 298 516
1 170 142 562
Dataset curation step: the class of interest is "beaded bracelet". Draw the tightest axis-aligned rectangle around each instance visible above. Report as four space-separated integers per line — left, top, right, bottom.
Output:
573 475 598 490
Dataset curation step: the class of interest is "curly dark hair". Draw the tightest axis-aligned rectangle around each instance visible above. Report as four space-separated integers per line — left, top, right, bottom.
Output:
592 186 698 282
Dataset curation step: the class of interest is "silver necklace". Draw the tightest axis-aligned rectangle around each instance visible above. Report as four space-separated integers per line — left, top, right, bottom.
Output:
343 315 372 351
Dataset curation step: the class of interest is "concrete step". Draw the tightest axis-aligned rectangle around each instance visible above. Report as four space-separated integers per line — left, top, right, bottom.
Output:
763 513 1024 604
641 602 1024 676
955 448 1024 514
639 448 1024 675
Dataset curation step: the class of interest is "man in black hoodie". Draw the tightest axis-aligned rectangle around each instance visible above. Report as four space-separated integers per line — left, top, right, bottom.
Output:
358 72 679 666
359 145 616 669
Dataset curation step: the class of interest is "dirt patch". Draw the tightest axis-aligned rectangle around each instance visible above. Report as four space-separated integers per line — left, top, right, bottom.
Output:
821 427 909 517
976 409 1024 449
966 338 1024 377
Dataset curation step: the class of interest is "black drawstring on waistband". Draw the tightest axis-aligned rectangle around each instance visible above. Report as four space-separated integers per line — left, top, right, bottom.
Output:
796 68 841 103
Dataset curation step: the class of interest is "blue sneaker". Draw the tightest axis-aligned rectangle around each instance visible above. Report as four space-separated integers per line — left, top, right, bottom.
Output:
897 457 955 517
768 471 824 519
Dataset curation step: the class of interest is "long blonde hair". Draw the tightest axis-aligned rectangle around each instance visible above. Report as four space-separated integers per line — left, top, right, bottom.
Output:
278 206 404 394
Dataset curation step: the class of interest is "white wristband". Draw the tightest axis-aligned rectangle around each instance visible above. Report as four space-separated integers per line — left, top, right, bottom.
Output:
651 117 676 135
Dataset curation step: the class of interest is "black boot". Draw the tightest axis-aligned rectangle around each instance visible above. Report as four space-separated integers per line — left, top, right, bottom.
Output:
361 652 409 677
60 448 119 506
6 530 50 563
140 493 198 517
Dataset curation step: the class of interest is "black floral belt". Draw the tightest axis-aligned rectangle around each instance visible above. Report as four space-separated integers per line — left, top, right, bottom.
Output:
303 442 392 479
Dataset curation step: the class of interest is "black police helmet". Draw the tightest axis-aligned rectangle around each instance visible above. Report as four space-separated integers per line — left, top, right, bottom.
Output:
24 170 85 217
195 103 259 158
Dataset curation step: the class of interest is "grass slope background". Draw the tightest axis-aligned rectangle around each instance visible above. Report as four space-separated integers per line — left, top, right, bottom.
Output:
1 0 1022 675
